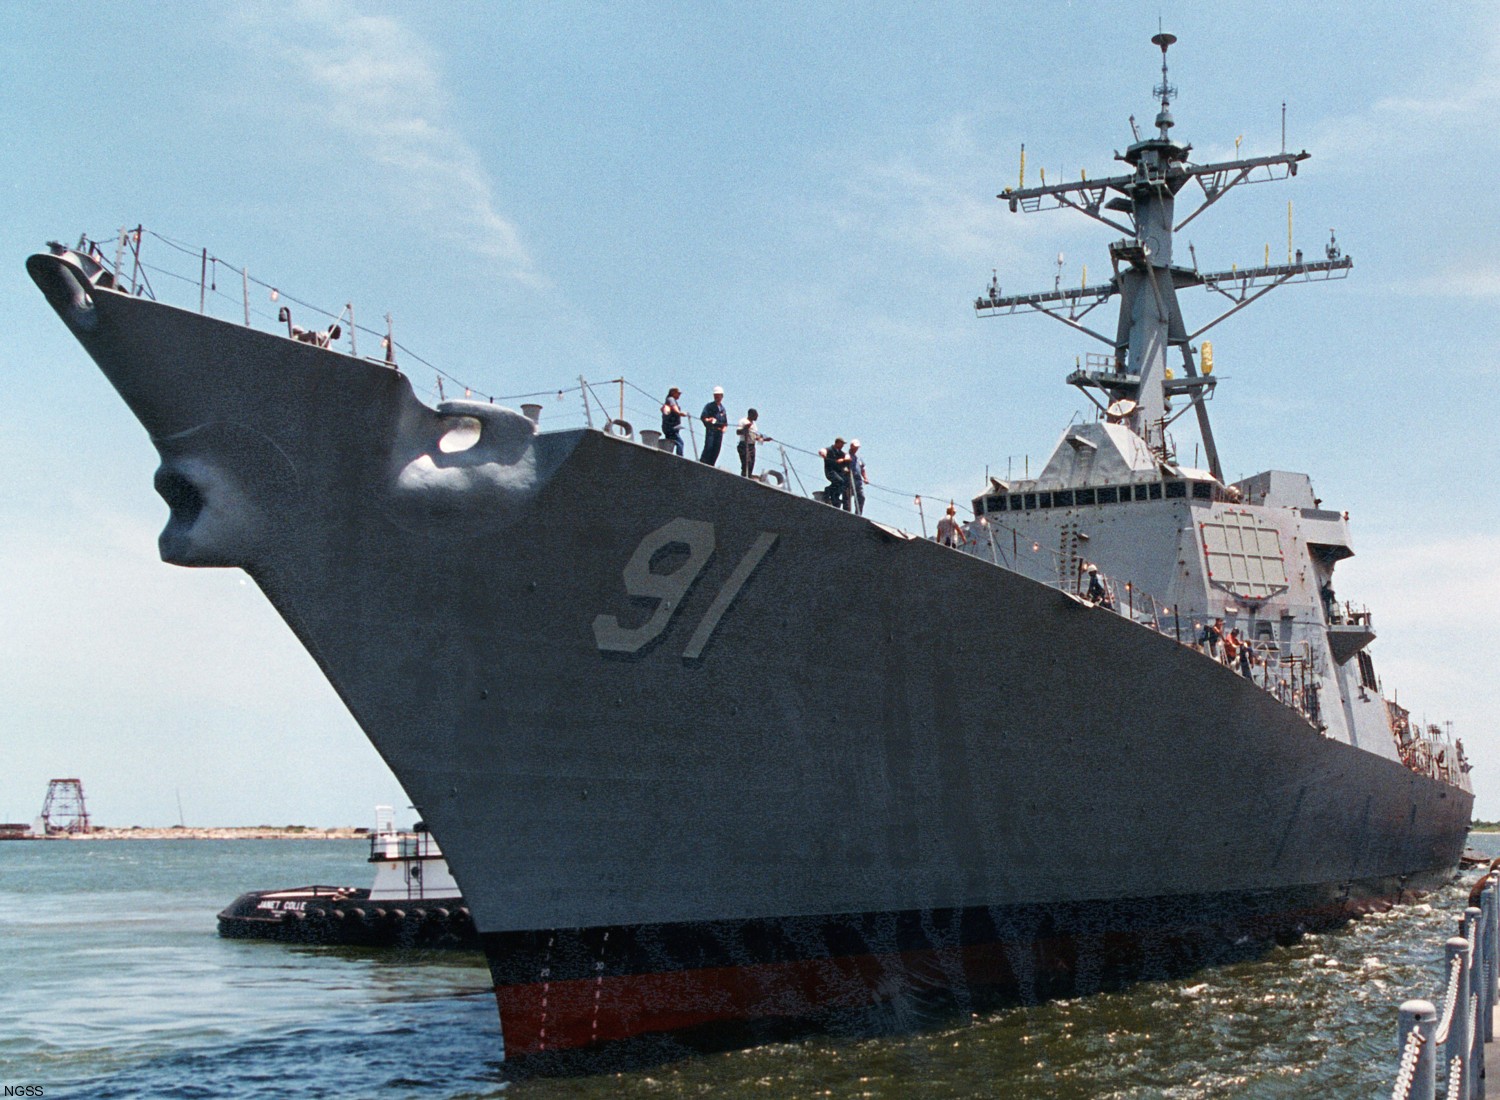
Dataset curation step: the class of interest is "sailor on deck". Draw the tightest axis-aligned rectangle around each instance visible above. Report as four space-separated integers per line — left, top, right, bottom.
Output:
847 440 867 514
660 387 686 455
822 438 850 508
699 387 728 466
736 408 770 478
1200 618 1224 660
936 504 968 548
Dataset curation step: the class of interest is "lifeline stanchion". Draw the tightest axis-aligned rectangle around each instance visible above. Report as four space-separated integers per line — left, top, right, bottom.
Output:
1445 934 1473 1098
1394 999 1436 1100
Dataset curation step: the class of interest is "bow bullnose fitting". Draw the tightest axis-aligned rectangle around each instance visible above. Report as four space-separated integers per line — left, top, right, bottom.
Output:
26 252 99 333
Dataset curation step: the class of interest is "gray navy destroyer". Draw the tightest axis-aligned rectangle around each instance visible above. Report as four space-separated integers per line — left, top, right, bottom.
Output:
27 35 1472 1072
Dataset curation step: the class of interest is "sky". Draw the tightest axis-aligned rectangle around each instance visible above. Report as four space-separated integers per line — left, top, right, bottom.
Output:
1 2 1496 826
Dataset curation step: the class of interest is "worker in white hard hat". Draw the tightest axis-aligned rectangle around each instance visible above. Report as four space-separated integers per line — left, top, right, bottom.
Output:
699 386 728 466
847 439 868 515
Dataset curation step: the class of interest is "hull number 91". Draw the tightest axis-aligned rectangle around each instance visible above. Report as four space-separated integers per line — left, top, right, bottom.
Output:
592 518 778 660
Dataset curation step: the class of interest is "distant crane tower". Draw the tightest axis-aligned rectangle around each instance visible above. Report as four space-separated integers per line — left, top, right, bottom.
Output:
40 778 91 834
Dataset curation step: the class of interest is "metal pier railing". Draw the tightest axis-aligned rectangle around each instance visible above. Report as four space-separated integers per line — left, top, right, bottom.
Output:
1391 866 1499 1100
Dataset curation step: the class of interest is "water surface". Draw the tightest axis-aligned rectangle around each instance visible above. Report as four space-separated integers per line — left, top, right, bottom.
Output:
2 835 1492 1098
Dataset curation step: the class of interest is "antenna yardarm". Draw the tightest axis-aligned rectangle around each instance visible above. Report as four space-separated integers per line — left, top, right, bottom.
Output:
977 35 1352 479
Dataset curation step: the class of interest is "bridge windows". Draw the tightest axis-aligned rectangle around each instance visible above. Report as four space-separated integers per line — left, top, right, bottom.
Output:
983 479 1216 512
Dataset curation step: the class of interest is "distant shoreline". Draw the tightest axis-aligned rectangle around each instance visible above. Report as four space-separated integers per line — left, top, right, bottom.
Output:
10 824 1496 840
5 827 367 841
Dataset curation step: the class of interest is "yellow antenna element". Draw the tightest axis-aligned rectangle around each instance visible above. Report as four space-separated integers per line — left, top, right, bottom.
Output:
1165 367 1175 380
1040 166 1047 185
1288 201 1294 263
1019 143 1026 189
1201 340 1214 375
1235 135 1243 155
1080 168 1087 181
1232 262 1238 274
1265 244 1270 266
1081 264 1087 288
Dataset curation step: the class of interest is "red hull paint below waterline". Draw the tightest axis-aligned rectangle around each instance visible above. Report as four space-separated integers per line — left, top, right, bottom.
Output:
488 880 1428 1064
498 951 917 1055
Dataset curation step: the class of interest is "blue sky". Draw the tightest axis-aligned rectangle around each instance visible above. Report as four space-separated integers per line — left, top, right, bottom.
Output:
2 2 1496 825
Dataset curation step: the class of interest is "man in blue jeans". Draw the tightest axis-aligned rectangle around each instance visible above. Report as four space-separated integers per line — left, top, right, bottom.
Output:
847 439 867 514
822 437 850 508
660 387 685 455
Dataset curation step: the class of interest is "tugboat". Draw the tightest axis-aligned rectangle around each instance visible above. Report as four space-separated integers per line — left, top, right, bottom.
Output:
217 807 477 949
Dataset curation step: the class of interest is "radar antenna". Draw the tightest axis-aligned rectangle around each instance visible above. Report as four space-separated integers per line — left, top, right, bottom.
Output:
978 34 1353 481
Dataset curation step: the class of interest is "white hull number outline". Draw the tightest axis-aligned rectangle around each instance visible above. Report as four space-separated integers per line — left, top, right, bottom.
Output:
592 518 778 660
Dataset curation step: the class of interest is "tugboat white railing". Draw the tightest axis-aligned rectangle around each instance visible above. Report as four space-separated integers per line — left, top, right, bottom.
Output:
1391 867 1499 1100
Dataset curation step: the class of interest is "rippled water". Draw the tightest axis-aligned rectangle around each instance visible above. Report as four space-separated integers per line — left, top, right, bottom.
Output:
2 836 1493 1099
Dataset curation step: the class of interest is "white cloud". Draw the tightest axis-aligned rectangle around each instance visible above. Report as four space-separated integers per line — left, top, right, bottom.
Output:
1351 532 1493 634
1371 63 1500 125
254 1 540 283
1340 531 1499 739
1311 19 1500 163
819 113 1052 271
1404 268 1500 301
1330 530 1500 813
871 163 1028 265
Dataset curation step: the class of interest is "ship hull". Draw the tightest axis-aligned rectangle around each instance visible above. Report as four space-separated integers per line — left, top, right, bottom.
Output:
28 257 1471 1071
484 871 1433 1064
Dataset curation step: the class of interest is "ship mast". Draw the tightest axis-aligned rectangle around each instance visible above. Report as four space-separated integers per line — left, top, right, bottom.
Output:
976 33 1352 481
